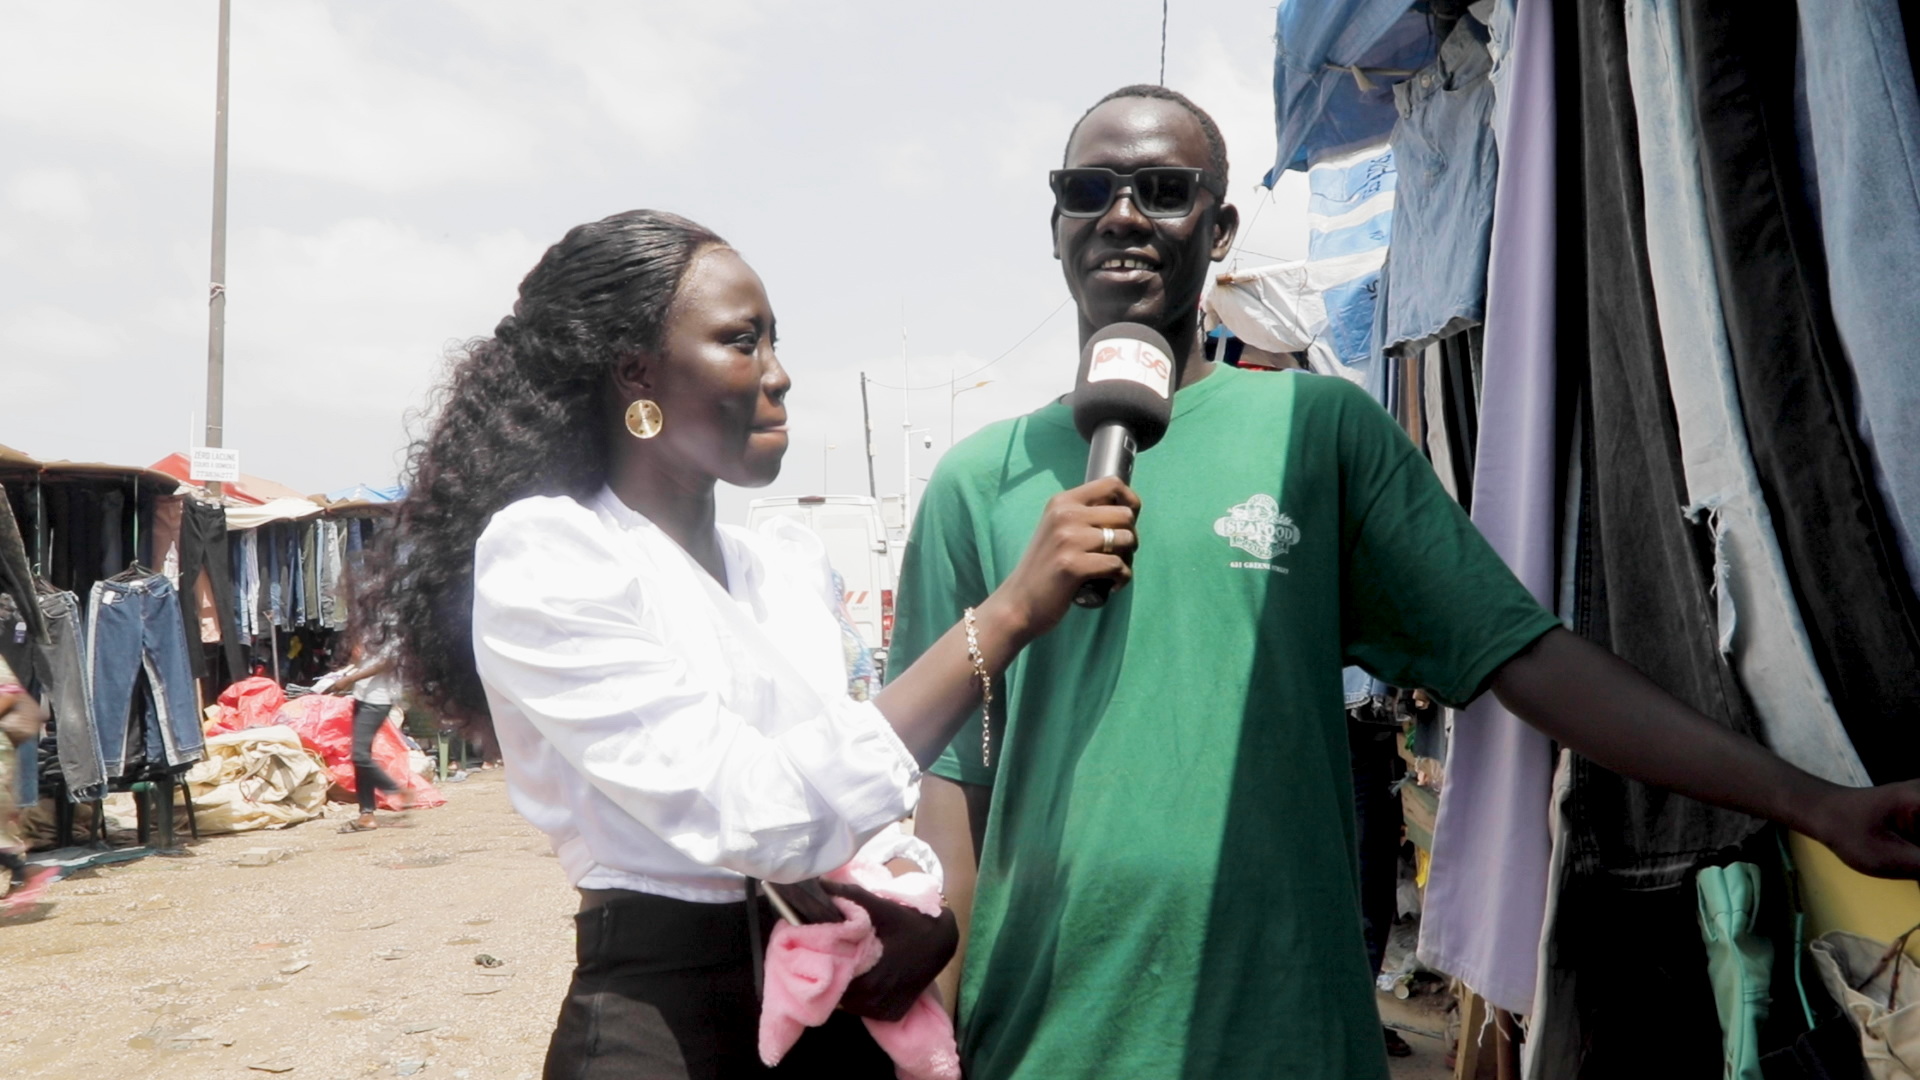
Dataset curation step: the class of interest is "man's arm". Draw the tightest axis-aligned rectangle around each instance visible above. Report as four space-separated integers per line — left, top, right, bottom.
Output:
1493 627 1920 877
917 774 992 1015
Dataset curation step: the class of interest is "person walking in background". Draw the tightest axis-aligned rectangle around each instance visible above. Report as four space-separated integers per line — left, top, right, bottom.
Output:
332 639 407 832
0 653 56 913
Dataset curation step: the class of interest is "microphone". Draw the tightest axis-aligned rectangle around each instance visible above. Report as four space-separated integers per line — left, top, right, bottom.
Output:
1070 322 1177 608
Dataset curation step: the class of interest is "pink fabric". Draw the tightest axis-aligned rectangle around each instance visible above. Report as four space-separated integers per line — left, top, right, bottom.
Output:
824 859 945 919
759 860 960 1080
758 897 883 1066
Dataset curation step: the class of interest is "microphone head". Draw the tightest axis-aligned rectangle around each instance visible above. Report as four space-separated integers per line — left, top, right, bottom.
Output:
1073 322 1177 449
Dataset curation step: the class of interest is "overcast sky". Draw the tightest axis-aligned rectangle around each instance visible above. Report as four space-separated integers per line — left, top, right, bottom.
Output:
1 1 1307 523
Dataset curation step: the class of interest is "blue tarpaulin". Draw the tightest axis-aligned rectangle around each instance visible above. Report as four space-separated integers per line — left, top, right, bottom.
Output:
1266 0 1439 180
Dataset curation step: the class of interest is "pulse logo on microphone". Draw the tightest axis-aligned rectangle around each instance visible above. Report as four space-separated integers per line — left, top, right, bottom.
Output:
1071 322 1177 608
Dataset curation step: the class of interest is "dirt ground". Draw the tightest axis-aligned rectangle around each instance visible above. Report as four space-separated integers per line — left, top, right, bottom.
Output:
2 771 1459 1079
0 770 576 1079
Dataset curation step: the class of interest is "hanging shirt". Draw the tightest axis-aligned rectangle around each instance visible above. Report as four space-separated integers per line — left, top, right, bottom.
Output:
892 365 1559 1080
472 488 921 904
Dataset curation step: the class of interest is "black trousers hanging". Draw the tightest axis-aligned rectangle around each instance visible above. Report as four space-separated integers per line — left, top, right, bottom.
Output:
177 500 244 685
1529 2 1762 1075
1681 0 1920 784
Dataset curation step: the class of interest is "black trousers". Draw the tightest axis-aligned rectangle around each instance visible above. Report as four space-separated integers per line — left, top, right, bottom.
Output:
350 699 401 813
546 889 895 1080
1346 718 1402 978
178 499 244 684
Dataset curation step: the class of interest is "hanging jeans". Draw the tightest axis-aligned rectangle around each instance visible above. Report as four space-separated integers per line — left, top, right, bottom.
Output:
88 575 203 774
37 589 102 801
178 499 245 684
1622 0 1869 787
1381 18 1500 351
1682 0 1920 784
1795 0 1920 591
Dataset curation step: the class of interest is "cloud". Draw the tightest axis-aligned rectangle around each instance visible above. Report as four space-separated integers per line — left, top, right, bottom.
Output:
0 303 121 360
7 169 92 222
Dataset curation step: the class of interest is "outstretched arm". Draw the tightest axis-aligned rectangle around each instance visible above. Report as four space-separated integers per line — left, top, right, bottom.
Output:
1492 627 1920 877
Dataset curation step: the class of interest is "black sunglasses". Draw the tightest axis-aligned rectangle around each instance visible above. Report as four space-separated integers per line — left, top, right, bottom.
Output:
1049 167 1219 219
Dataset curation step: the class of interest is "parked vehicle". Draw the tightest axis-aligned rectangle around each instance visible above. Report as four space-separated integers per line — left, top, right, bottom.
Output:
746 495 896 677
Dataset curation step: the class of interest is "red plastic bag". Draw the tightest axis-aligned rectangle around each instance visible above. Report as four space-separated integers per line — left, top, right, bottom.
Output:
205 676 288 735
276 695 445 811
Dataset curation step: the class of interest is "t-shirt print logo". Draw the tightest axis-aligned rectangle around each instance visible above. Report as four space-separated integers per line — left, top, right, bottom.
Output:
1214 494 1299 560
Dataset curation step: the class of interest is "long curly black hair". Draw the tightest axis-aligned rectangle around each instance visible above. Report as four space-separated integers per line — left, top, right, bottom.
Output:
360 209 728 742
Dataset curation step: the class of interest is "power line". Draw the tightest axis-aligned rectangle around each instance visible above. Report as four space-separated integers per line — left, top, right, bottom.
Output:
866 298 1071 391
1159 0 1169 85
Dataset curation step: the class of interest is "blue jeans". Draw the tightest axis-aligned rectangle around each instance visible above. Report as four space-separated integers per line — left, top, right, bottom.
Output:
1379 18 1499 351
1796 0 1920 588
87 575 203 776
36 589 104 801
1622 0 1870 787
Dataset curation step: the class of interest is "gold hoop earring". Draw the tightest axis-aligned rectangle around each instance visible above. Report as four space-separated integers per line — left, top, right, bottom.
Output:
624 399 664 440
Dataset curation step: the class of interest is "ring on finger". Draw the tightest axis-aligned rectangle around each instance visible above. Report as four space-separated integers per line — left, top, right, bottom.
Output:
1101 527 1116 555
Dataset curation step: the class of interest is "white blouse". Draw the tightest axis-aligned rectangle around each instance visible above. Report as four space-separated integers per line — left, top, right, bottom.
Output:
472 488 921 903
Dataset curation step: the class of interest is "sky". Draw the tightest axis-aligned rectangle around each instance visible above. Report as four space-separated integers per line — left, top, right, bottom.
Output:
0 0 1308 524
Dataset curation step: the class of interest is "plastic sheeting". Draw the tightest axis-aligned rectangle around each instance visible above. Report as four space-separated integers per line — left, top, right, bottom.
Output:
203 677 445 812
180 726 330 833
1267 0 1437 178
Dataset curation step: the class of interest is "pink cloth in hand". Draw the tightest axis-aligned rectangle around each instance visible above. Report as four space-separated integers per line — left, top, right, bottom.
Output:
758 897 883 1068
824 858 945 919
758 857 960 1080
860 990 961 1080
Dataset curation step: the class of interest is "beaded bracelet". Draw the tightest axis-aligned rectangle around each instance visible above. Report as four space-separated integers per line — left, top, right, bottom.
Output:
963 607 994 767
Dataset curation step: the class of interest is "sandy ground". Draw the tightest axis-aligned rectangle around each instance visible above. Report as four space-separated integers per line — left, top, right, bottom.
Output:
0 770 576 1079
2 771 1461 1078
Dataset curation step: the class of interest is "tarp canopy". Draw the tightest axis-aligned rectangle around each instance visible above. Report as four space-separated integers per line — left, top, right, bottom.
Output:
149 452 314 507
324 483 402 504
1266 0 1439 180
0 443 186 492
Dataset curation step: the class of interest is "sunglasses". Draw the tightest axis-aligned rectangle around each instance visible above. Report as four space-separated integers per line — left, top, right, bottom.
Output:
1049 167 1219 219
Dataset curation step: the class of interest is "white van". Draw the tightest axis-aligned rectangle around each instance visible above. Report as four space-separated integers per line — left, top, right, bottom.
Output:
746 495 896 675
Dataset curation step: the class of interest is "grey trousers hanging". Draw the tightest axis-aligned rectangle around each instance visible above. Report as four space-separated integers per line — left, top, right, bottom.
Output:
1680 0 1920 784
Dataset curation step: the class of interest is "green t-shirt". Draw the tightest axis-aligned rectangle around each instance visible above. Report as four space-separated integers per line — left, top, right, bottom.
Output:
891 364 1558 1080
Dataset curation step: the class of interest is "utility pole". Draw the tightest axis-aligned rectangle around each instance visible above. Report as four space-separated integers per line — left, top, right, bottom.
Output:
203 0 232 497
859 372 877 498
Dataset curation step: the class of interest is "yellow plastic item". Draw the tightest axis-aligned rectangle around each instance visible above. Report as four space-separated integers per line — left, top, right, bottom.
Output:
1789 832 1920 960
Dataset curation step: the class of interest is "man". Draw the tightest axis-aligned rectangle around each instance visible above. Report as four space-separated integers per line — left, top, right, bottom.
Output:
894 85 1920 1079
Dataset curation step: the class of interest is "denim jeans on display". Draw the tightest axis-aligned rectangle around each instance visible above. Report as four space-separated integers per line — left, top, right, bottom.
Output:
1795 0 1920 593
35 589 101 801
1622 0 1869 787
1381 18 1500 351
1527 3 1768 1072
1681 0 1920 784
88 575 203 774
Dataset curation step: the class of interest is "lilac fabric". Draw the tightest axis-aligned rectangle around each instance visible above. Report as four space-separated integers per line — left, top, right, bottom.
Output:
1416 0 1558 1017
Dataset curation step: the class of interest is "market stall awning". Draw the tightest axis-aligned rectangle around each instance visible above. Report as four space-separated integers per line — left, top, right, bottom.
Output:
1266 0 1438 180
0 444 188 492
148 453 315 508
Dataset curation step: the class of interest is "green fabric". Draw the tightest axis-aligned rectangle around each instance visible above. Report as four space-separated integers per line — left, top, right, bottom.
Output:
1696 862 1772 1080
892 365 1560 1080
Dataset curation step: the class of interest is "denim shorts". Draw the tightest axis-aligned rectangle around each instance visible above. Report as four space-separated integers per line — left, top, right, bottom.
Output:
1380 18 1499 352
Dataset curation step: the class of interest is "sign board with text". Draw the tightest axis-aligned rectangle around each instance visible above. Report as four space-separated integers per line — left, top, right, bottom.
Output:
189 447 241 483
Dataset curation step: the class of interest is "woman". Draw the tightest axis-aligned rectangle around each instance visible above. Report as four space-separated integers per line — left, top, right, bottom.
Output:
363 210 1139 1078
330 638 408 832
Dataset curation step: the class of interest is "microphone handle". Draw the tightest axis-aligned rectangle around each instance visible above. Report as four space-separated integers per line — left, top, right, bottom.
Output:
1075 421 1137 609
